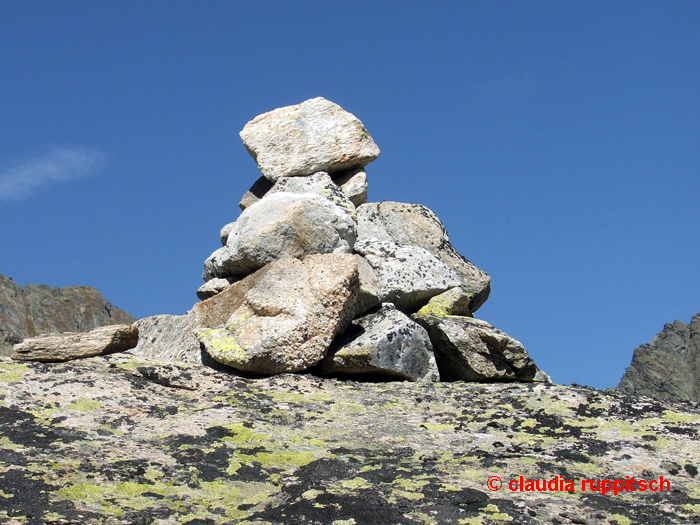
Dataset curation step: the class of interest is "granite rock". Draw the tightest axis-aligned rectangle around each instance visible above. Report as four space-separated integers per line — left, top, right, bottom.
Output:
129 313 202 364
240 97 380 181
332 167 368 207
194 254 360 374
321 303 439 381
203 192 356 281
413 313 549 383
357 202 491 313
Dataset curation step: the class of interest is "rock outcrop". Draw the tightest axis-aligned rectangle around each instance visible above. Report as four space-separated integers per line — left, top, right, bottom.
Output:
1 354 698 524
617 312 700 402
0 273 135 356
11 324 138 362
195 97 546 382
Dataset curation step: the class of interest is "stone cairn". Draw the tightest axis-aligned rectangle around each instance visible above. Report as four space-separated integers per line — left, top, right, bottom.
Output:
191 97 548 382
13 97 548 383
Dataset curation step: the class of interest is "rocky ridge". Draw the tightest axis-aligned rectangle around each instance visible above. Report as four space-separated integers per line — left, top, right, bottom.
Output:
0 274 135 357
617 312 700 403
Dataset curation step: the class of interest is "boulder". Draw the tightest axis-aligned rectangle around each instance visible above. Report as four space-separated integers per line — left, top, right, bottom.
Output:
354 239 462 312
129 314 202 364
321 304 439 382
194 254 360 375
12 324 138 362
240 97 380 181
266 171 357 221
416 287 476 317
196 278 238 300
203 192 356 281
239 175 274 211
356 202 491 313
332 167 368 207
412 314 549 383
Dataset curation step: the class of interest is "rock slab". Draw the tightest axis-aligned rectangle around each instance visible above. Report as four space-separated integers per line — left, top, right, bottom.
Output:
413 314 548 383
321 303 439 381
12 324 139 362
240 97 380 181
195 254 360 374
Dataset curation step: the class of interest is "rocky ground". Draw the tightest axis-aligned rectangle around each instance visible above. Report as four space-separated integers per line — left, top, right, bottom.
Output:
1 355 699 525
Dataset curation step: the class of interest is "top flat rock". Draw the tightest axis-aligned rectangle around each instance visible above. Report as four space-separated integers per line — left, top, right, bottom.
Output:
240 97 380 181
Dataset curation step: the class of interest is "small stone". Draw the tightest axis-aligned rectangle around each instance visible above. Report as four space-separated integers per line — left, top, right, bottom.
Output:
239 175 274 211
196 278 238 300
12 325 138 362
332 167 368 207
240 97 380 181
267 171 357 221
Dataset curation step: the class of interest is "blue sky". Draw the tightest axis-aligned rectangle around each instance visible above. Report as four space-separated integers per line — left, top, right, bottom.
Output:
1 1 698 388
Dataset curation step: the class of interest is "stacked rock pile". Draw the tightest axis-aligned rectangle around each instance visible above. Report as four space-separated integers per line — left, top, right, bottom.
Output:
192 97 548 383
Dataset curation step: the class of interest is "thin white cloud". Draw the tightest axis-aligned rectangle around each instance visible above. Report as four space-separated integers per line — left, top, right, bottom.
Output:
0 147 107 202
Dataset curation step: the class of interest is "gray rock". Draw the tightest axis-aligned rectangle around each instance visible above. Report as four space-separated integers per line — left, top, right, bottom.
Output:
353 254 381 316
617 313 700 402
239 175 274 211
354 239 462 312
0 273 135 357
321 304 439 382
412 314 549 383
267 171 357 221
332 167 368 207
240 97 380 181
194 254 360 374
196 278 238 300
12 324 138 362
356 202 491 313
129 314 202 364
203 192 356 281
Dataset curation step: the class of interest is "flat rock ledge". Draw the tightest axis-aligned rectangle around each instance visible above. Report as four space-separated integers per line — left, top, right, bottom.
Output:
1 355 699 524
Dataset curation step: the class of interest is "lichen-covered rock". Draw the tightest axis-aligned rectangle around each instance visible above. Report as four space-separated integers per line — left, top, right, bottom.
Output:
355 239 462 312
203 192 356 281
240 97 380 181
332 167 368 207
11 324 138 362
617 312 700 402
266 171 357 221
413 314 549 383
1 355 698 524
196 278 238 300
321 303 439 381
357 202 491 313
416 286 476 317
194 254 360 374
129 314 202 363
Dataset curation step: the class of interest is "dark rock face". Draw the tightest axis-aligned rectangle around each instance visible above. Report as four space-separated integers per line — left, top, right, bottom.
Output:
617 312 700 402
0 273 135 356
